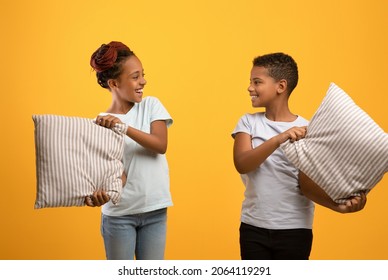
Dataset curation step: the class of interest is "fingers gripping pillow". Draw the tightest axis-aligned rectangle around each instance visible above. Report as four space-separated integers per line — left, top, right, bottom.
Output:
281 83 388 203
33 114 127 209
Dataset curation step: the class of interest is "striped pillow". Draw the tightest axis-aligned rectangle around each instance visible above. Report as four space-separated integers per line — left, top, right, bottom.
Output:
281 83 388 203
33 114 126 209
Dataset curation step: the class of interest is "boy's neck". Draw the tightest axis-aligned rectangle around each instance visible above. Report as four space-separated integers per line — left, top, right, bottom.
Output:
265 106 297 122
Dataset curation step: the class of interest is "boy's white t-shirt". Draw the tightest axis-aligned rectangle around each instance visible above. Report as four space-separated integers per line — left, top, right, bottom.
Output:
232 112 315 230
102 96 173 216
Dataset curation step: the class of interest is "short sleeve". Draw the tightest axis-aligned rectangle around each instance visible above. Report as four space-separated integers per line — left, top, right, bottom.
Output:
148 97 173 128
232 114 252 138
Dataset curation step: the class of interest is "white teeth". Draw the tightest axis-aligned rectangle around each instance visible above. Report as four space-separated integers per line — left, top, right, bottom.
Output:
251 96 258 100
136 89 143 93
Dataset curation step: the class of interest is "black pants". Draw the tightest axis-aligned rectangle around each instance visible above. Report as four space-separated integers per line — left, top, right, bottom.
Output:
240 222 313 260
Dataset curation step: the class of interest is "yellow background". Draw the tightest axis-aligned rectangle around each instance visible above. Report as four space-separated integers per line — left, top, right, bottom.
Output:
1 0 387 260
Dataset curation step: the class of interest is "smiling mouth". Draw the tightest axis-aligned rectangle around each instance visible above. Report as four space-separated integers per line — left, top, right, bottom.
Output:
251 95 258 101
135 88 143 94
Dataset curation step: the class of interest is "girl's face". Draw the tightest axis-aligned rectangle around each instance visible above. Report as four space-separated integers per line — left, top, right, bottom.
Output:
113 55 147 103
248 66 279 108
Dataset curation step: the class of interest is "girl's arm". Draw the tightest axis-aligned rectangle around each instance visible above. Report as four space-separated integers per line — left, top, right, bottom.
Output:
85 114 168 207
126 120 167 154
96 115 168 154
233 126 307 174
299 171 367 213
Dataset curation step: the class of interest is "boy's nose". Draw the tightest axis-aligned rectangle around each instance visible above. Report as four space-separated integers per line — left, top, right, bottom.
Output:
141 77 147 85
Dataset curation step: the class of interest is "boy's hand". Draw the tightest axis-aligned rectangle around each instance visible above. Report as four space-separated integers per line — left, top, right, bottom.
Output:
85 190 110 207
277 126 307 144
335 192 367 213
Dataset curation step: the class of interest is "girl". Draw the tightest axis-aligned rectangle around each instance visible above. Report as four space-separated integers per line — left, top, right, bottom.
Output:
86 41 173 260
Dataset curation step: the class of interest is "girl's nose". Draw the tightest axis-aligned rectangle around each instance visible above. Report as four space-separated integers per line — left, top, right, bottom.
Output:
141 77 147 86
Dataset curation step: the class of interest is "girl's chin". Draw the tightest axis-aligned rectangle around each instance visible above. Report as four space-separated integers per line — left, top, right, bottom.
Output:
131 96 142 103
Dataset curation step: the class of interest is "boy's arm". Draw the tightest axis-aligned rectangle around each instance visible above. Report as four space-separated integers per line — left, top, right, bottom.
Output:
299 171 367 213
233 126 307 174
233 132 280 174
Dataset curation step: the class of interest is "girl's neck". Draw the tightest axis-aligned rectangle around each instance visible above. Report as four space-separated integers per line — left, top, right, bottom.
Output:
106 101 135 114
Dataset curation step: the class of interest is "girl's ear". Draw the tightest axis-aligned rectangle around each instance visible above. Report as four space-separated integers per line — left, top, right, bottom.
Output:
277 79 288 94
107 79 118 90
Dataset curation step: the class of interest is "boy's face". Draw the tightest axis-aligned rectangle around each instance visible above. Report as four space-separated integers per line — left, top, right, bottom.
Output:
248 66 279 108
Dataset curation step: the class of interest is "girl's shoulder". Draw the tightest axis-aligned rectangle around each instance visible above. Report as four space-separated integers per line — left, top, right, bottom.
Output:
140 96 162 107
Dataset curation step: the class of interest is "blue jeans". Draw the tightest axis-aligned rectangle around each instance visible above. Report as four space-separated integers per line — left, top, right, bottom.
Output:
101 208 167 260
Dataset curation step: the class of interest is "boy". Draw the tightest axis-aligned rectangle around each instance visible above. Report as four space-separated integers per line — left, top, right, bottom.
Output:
232 53 366 260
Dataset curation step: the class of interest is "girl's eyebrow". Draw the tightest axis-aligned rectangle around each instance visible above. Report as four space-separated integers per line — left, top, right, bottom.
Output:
128 69 144 76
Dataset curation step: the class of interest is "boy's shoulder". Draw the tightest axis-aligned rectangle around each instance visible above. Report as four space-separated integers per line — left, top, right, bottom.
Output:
240 111 265 120
238 112 308 126
295 115 309 125
237 111 265 122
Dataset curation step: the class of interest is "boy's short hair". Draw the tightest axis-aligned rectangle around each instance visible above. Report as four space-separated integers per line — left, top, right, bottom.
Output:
253 52 298 94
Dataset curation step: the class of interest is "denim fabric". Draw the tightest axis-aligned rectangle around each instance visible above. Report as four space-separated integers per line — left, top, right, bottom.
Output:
101 208 167 260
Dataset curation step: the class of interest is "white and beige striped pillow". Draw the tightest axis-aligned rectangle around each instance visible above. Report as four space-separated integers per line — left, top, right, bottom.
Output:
282 83 388 203
33 114 127 209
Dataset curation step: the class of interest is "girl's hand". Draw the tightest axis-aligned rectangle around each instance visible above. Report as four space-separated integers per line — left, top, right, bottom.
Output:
85 190 110 207
95 114 123 129
85 172 126 207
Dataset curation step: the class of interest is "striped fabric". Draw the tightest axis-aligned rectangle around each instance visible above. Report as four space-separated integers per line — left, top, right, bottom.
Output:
33 114 127 209
281 83 388 203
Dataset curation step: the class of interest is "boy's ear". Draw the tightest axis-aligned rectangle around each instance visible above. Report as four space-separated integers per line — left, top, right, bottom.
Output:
277 79 288 94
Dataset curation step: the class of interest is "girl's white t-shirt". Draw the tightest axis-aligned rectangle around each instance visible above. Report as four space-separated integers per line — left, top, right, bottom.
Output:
102 96 173 216
232 112 315 229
